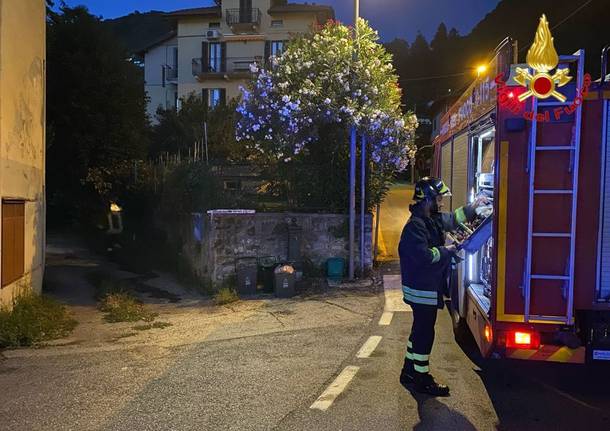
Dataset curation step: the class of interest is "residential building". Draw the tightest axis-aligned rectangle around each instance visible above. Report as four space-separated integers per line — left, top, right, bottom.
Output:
141 1 334 121
0 1 46 305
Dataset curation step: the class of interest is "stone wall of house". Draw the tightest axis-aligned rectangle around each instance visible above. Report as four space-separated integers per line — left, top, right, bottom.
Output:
181 212 373 284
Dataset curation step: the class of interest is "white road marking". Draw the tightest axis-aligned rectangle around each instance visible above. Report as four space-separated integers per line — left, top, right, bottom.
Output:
356 336 383 358
383 275 412 312
378 311 393 325
310 366 360 411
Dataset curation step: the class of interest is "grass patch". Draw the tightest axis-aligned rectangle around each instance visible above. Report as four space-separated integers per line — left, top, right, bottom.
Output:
99 292 157 323
132 321 172 331
214 287 239 305
0 293 77 348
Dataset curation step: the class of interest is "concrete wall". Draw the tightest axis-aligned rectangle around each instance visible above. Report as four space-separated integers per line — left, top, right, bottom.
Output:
0 1 46 305
176 212 373 285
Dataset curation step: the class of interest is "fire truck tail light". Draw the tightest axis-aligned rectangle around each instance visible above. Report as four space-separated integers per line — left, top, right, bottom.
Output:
506 330 540 349
515 332 531 345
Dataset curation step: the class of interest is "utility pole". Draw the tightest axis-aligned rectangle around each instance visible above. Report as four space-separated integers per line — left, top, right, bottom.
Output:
348 0 359 280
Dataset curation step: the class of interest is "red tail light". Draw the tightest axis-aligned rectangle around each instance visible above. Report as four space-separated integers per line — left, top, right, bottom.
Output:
506 330 540 349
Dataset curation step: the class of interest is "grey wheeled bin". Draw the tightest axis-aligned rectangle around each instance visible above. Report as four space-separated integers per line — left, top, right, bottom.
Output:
274 264 296 298
236 257 257 295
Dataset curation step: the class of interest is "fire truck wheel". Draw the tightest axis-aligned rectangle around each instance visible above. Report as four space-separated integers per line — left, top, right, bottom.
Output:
450 307 470 342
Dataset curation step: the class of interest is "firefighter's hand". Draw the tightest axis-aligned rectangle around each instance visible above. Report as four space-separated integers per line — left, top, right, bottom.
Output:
472 196 491 209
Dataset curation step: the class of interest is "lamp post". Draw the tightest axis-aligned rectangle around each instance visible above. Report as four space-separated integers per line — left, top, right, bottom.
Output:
348 0 360 280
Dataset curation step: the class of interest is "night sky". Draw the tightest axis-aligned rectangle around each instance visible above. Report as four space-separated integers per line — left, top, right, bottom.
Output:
62 0 501 42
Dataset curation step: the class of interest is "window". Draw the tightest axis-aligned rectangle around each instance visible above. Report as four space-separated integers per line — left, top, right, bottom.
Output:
171 47 178 69
203 88 226 108
271 20 283 28
1 201 25 288
270 40 285 57
224 180 241 191
209 22 221 28
208 42 222 72
209 88 223 107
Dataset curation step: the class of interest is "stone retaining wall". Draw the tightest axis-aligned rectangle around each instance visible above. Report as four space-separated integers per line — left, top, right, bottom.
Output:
178 212 373 284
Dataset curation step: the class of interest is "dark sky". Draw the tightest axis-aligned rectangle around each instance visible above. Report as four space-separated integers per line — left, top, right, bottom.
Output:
62 0 501 42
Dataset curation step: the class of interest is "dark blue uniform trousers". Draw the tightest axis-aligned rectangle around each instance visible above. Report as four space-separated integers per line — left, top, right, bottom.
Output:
405 303 438 375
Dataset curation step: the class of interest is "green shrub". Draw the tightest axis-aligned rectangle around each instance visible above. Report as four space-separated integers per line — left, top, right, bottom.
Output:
0 294 77 348
98 292 157 323
214 287 239 305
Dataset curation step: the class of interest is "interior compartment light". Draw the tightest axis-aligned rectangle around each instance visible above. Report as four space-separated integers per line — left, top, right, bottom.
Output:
484 324 493 343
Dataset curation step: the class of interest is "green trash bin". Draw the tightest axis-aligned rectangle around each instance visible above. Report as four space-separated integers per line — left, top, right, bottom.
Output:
258 256 278 293
326 257 345 282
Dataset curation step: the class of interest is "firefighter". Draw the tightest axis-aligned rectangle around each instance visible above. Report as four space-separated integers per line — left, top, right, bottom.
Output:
398 177 485 396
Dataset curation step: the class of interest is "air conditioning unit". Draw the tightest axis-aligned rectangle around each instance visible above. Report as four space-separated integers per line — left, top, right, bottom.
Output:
206 30 221 39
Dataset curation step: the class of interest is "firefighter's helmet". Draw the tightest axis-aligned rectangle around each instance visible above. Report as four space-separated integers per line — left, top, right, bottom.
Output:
413 177 452 201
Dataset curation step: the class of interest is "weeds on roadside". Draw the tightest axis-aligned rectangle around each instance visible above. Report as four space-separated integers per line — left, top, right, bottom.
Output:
214 287 239 305
98 292 157 323
0 293 77 348
88 271 159 323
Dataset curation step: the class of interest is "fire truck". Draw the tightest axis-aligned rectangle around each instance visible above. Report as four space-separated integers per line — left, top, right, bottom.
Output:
432 30 610 364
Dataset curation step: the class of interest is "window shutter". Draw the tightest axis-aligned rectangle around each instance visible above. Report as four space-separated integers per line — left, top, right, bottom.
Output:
264 41 271 63
1 201 25 287
220 88 227 105
202 88 209 107
202 41 209 72
220 42 227 72
161 65 165 88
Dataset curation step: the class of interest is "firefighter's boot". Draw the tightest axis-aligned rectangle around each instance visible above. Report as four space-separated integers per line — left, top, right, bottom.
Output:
399 358 415 386
414 373 450 397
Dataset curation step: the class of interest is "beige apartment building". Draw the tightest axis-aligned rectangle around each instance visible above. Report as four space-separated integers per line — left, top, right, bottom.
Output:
0 1 46 305
142 0 334 121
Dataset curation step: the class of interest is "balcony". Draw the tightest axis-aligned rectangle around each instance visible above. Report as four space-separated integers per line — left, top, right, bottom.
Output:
192 56 264 79
225 8 261 33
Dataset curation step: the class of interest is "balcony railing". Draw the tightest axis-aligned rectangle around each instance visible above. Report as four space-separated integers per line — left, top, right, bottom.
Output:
192 56 264 77
226 8 261 27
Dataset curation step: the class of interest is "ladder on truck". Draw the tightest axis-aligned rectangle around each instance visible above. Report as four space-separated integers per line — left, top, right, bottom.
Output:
523 50 585 324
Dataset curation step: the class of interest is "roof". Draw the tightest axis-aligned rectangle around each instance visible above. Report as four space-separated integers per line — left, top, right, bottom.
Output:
268 3 335 20
137 30 177 54
165 6 221 18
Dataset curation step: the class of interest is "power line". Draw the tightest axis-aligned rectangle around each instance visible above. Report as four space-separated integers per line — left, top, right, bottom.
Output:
399 71 466 82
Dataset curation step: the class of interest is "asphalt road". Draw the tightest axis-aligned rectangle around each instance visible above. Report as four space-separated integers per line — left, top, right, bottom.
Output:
2 267 610 430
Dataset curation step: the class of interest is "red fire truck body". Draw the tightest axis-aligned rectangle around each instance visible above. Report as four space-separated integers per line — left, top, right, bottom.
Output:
432 40 610 364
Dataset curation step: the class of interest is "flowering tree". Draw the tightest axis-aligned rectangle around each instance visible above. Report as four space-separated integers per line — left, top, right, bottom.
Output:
236 19 417 210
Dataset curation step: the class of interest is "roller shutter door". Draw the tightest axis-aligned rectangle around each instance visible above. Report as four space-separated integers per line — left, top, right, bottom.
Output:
599 101 610 301
441 141 453 208
451 132 469 211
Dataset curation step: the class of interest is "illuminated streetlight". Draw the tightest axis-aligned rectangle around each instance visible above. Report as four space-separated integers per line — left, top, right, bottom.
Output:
476 64 488 77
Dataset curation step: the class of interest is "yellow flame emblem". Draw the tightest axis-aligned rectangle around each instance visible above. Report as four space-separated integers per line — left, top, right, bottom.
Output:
515 14 572 102
526 14 559 73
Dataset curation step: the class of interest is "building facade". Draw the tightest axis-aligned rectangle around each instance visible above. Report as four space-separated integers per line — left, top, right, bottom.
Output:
142 1 334 121
0 1 46 305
